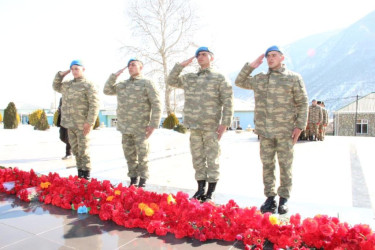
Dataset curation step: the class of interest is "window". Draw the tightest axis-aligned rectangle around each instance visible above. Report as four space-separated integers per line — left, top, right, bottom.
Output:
111 118 118 127
356 119 368 134
231 117 240 129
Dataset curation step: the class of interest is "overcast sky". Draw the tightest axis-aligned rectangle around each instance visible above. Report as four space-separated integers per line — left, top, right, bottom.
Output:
1 0 375 109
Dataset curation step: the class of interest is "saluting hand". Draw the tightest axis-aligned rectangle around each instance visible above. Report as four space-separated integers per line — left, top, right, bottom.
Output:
59 70 71 77
115 66 128 77
249 54 264 69
180 56 195 67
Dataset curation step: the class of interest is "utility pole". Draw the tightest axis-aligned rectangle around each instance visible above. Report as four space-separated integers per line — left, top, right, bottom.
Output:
354 95 359 136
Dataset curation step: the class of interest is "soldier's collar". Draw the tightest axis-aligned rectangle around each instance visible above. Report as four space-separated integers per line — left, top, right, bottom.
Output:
129 74 143 80
267 64 286 75
73 76 86 82
197 67 213 76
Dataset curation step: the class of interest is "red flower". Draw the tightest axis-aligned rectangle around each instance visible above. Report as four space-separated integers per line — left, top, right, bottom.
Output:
99 203 113 221
302 218 318 233
2 168 375 249
319 223 335 237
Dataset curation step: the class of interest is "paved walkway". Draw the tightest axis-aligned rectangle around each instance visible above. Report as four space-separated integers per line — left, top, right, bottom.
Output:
0 125 374 249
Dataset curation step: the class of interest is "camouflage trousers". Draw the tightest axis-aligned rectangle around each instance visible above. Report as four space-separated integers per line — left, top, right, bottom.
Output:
308 123 318 137
190 129 221 183
259 136 294 199
68 128 91 171
122 133 149 179
318 124 326 140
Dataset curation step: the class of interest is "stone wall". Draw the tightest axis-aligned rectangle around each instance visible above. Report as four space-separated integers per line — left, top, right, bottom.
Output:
334 112 375 137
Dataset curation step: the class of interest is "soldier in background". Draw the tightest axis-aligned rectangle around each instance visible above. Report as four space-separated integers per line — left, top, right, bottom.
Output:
235 46 308 214
57 97 72 160
318 101 329 141
167 47 233 202
53 60 100 179
104 58 161 188
307 99 323 141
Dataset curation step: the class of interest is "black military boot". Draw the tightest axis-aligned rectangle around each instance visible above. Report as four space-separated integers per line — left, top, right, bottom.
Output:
129 177 138 187
138 178 146 188
260 196 277 214
278 197 289 214
81 170 90 180
78 169 84 178
204 182 217 202
191 180 206 201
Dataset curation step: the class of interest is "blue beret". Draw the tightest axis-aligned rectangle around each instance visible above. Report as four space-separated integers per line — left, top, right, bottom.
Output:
265 46 283 57
127 58 142 66
195 47 213 57
70 60 83 68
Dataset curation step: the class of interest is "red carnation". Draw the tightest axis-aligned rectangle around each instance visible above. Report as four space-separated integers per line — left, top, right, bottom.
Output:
319 223 334 237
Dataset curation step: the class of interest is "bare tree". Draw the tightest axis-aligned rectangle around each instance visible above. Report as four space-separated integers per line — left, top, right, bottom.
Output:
122 0 197 115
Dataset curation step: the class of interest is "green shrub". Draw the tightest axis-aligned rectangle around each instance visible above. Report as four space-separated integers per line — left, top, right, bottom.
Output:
29 109 43 126
173 124 187 134
35 110 50 130
3 102 19 129
93 116 100 130
162 113 179 129
53 111 59 126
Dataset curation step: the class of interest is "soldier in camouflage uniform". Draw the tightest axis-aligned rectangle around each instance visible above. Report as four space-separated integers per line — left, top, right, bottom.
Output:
53 60 100 179
307 99 323 141
235 46 308 214
167 47 233 202
104 58 161 188
317 101 328 141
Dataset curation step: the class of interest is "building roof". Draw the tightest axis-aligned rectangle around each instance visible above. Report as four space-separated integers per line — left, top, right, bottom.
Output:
233 98 254 111
336 92 375 113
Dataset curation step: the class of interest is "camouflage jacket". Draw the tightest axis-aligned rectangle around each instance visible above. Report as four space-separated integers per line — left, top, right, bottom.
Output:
167 64 233 131
308 105 323 124
103 74 161 134
235 63 308 138
53 73 100 130
322 107 328 125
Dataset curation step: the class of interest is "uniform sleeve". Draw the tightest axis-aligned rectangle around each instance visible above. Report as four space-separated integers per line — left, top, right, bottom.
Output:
53 72 66 93
86 83 100 126
103 74 118 95
325 110 329 125
167 63 185 89
146 80 162 128
220 77 234 127
293 75 309 129
235 63 256 90
319 107 323 124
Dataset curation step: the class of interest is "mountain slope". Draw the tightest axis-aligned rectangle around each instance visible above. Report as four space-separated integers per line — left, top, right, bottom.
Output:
232 10 375 111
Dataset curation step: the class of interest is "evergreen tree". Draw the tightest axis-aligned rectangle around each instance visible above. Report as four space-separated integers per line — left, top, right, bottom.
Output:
35 110 50 130
3 102 19 129
93 116 100 130
53 110 59 126
29 109 43 126
162 113 179 129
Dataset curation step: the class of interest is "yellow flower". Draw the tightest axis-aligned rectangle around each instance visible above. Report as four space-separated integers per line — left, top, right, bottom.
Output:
167 194 176 205
269 214 280 225
106 195 114 201
138 202 147 211
145 207 154 217
40 182 51 189
114 190 121 196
